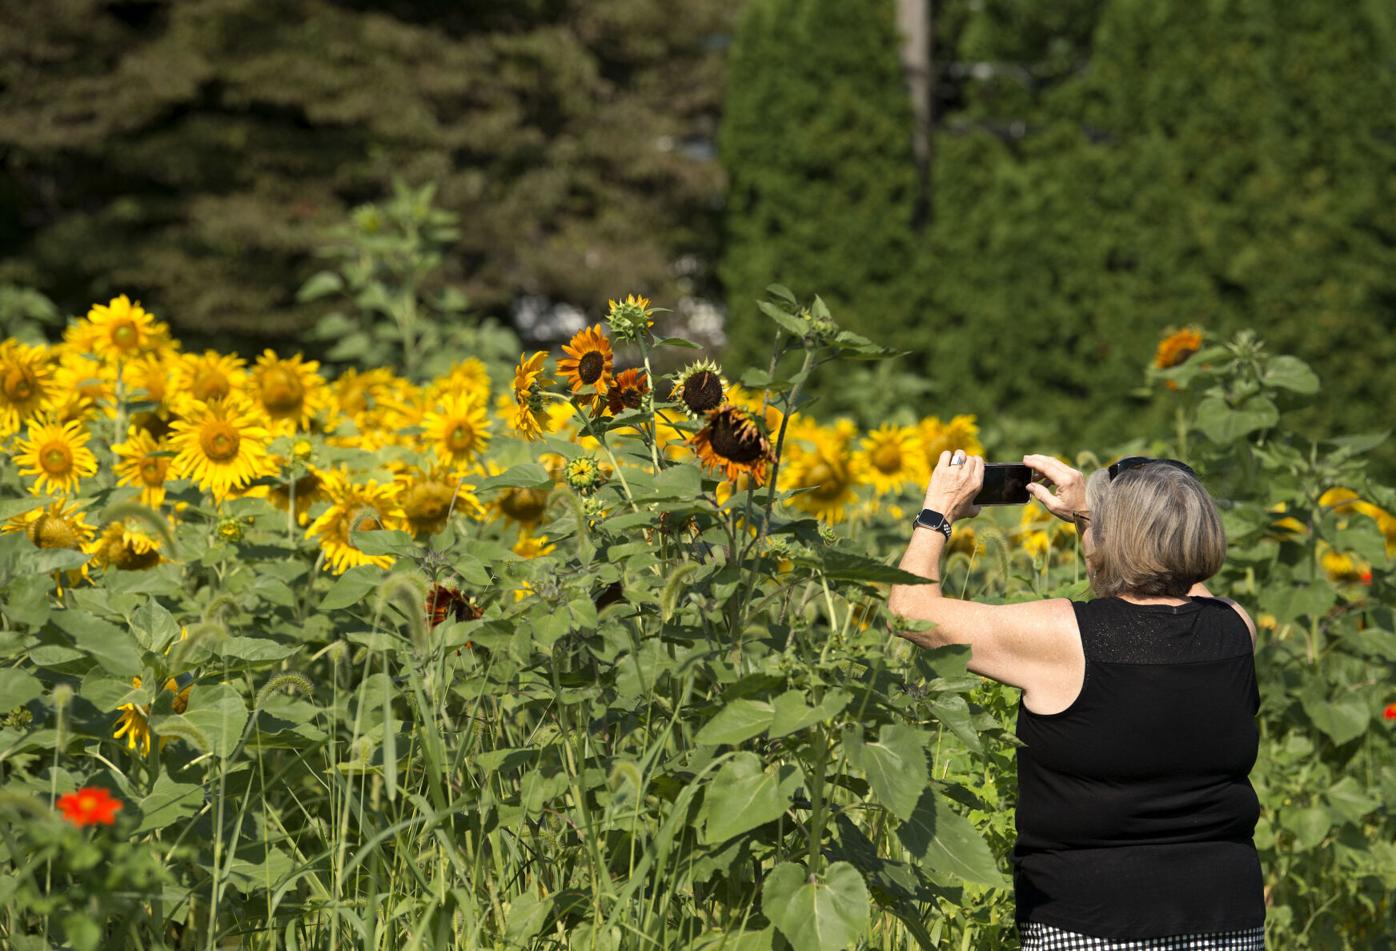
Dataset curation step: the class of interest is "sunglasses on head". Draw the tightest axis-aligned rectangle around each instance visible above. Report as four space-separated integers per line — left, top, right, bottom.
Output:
1106 456 1196 482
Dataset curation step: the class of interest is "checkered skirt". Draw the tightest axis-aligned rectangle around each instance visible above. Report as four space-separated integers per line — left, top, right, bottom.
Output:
1017 920 1266 949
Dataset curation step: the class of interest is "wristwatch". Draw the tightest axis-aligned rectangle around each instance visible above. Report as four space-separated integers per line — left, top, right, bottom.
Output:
912 508 952 539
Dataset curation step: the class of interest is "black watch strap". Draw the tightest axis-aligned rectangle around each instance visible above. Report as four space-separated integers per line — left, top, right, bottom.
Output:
913 508 952 539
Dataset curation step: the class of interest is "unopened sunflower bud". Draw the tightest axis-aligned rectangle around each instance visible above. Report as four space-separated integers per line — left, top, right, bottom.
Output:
606 294 656 343
216 517 244 542
565 456 604 493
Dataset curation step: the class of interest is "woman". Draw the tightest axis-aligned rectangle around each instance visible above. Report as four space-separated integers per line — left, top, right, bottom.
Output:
887 450 1266 950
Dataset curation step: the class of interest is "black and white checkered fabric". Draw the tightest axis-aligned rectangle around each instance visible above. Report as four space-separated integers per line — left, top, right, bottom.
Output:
1017 920 1266 950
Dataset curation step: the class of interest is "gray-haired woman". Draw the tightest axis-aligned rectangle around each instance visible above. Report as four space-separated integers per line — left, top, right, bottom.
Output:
887 451 1266 950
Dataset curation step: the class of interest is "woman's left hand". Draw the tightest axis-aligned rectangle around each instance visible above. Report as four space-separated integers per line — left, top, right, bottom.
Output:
922 451 984 522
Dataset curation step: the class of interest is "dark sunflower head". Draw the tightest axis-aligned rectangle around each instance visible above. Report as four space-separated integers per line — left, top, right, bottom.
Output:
669 359 728 418
691 403 772 484
605 368 649 415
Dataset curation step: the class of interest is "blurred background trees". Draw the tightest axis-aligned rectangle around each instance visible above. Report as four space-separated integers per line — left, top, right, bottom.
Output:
2 0 1394 472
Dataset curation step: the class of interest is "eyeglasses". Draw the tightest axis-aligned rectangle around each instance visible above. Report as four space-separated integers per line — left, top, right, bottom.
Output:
1106 456 1196 482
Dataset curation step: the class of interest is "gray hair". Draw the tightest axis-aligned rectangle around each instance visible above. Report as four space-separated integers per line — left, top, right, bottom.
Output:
1083 463 1226 598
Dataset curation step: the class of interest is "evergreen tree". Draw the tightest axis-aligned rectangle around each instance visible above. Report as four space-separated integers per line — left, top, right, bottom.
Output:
718 0 921 368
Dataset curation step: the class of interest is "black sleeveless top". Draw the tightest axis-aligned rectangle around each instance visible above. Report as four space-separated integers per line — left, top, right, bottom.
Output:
1012 596 1266 939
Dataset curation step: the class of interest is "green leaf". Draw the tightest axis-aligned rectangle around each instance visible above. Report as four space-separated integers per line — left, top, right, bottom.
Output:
1194 395 1278 443
653 336 703 350
476 463 552 492
758 300 810 338
843 724 929 821
1265 582 1336 626
1325 776 1380 825
130 598 180 653
80 669 144 710
1262 355 1319 394
31 548 90 573
0 497 49 521
297 269 345 302
695 698 775 746
699 752 802 845
136 773 203 834
320 564 384 611
761 861 869 951
51 611 141 677
0 668 42 708
898 789 1008 887
926 694 982 754
347 528 415 557
214 637 297 662
3 572 53 628
179 683 249 758
1299 689 1369 746
800 547 939 586
1284 805 1330 851
769 688 851 739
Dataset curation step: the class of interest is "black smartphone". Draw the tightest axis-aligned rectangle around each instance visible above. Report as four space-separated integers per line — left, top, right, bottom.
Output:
972 463 1033 505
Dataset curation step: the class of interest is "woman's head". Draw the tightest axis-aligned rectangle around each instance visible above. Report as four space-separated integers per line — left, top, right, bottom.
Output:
1081 463 1225 598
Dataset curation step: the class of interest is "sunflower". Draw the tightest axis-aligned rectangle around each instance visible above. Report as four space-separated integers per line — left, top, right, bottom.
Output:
513 526 556 559
396 465 484 537
67 294 166 362
48 352 111 423
605 367 649 416
1154 327 1204 370
510 351 554 441
1017 503 1071 558
669 359 728 419
113 674 192 757
172 350 248 409
422 392 493 471
305 469 407 574
691 404 772 485
167 395 275 500
606 293 655 342
557 324 614 411
1319 542 1371 585
918 414 984 463
564 455 606 494
426 357 492 404
778 435 863 525
265 466 330 527
426 584 482 629
88 518 164 572
248 350 330 433
3 497 97 593
0 340 58 438
855 423 928 496
13 416 99 496
112 429 173 508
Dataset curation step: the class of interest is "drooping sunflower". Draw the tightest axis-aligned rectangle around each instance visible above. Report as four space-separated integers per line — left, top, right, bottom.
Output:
669 359 728 419
855 423 928 497
918 414 984 464
171 350 248 410
66 294 167 362
3 497 97 593
1154 327 1204 370
305 469 407 574
513 526 557 559
88 518 165 572
426 584 482 629
0 340 58 438
396 465 485 537
690 404 772 485
248 350 330 433
556 323 614 411
13 416 99 496
510 351 554 441
778 435 864 525
167 395 275 500
112 428 173 508
605 367 649 416
422 392 493 471
477 459 552 526
113 673 192 757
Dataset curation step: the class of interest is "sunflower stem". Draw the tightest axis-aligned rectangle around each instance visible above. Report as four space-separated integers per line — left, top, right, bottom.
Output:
637 337 663 472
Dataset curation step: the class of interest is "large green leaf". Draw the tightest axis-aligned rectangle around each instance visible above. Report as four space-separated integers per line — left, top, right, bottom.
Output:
769 688 850 739
1194 395 1278 444
320 564 384 611
0 668 43 708
1325 776 1380 825
178 683 249 758
475 463 552 492
843 724 929 821
1262 355 1319 394
51 610 141 677
898 789 1008 887
695 698 774 746
799 548 938 586
136 773 203 834
1299 689 1368 746
698 752 802 845
761 861 869 951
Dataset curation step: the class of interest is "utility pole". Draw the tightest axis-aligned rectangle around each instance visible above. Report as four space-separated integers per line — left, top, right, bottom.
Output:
896 0 933 227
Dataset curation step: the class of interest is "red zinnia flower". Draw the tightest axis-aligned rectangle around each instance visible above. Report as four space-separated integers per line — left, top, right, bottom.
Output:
1384 703 1396 721
56 787 123 827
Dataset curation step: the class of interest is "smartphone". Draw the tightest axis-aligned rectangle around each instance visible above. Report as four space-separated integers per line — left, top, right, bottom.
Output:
972 463 1033 505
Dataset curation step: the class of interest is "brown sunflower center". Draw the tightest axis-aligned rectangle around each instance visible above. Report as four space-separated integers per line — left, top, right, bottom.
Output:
260 367 305 415
682 371 723 414
40 440 74 477
872 443 902 473
446 421 476 453
111 321 140 350
710 413 765 464
31 514 82 550
578 351 605 385
139 457 168 487
403 482 454 528
2 365 36 402
192 368 231 402
805 461 846 500
113 541 161 571
199 421 241 462
617 385 643 410
500 486 549 524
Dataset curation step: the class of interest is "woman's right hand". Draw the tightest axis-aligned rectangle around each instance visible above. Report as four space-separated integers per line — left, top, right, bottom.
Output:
1022 453 1088 522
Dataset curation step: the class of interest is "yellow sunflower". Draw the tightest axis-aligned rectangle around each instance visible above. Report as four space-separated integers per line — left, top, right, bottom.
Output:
855 423 928 496
265 465 330 527
778 435 864 525
305 469 407 574
513 526 556 559
2 497 97 593
66 294 167 362
422 392 493 471
13 416 99 496
1154 327 1204 370
1318 541 1371 585
691 404 773 486
171 350 248 409
88 518 165 572
113 429 173 507
248 350 330 433
0 340 58 438
556 323 614 410
425 358 492 404
396 465 485 537
510 351 554 441
167 396 275 500
113 673 192 757
48 352 110 423
918 414 984 463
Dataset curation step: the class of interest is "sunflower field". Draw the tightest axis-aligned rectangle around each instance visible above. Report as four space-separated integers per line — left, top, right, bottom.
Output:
0 280 1393 950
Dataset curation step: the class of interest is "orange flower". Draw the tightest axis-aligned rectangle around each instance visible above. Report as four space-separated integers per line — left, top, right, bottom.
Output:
605 367 649 416
56 787 123 827
1154 327 1203 370
1385 703 1396 722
